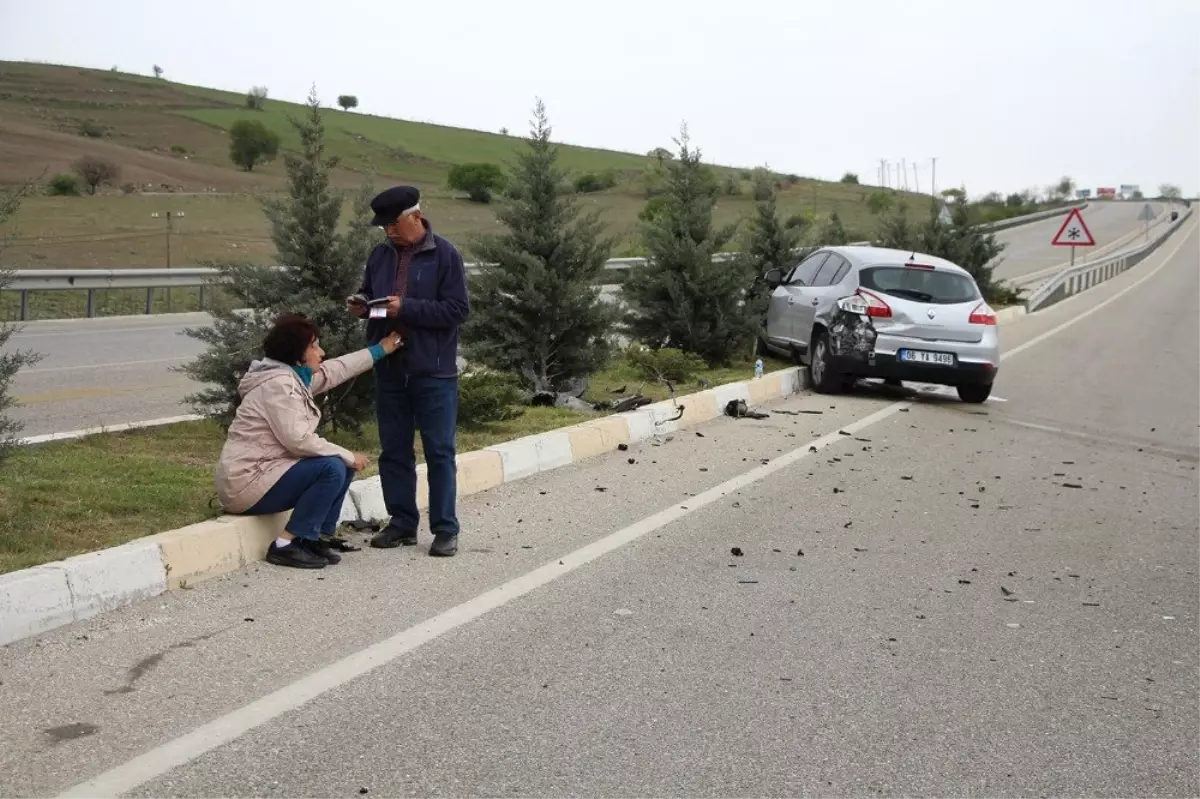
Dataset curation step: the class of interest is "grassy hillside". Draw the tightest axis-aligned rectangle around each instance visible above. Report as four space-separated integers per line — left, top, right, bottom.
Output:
0 60 930 270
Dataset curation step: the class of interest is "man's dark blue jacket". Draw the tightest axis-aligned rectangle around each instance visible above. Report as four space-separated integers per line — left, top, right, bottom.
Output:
356 221 470 378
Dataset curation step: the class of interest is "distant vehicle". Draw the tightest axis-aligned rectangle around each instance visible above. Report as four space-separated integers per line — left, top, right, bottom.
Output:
758 246 1000 403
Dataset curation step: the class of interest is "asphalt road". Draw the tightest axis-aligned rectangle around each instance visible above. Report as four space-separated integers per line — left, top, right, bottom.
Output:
0 217 1196 798
990 201 1166 284
0 205 1175 438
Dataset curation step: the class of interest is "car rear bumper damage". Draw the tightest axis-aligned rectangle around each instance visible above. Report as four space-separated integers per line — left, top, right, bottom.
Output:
835 331 998 386
833 352 997 386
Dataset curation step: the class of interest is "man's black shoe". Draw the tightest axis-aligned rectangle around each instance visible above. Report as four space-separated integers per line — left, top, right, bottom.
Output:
304 538 342 565
429 532 458 557
370 526 418 548
265 541 327 569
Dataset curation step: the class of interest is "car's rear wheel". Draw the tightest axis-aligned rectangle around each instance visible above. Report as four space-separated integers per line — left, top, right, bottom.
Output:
956 382 993 404
809 332 843 394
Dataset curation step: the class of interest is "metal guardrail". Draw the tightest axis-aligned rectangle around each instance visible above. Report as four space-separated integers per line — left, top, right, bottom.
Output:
1024 206 1193 312
0 245 866 321
976 200 1088 233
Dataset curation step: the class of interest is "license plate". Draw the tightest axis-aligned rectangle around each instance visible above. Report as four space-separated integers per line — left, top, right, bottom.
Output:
898 349 955 366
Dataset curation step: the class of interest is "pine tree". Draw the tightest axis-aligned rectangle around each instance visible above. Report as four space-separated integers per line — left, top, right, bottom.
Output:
0 183 45 461
621 126 757 366
818 210 849 245
742 186 801 330
177 89 380 433
745 187 801 277
462 99 616 390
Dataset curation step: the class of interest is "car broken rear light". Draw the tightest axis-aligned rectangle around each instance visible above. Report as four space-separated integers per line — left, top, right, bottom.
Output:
855 289 892 318
968 302 997 325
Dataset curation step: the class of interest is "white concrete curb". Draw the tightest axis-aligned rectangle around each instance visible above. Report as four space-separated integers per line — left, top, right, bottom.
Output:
0 301 1027 648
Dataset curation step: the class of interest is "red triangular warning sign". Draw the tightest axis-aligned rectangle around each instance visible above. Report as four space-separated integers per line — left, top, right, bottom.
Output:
1050 208 1096 246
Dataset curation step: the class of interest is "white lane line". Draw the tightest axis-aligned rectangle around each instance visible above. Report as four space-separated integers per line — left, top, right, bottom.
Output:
23 356 189 374
54 215 1198 799
56 400 910 798
18 415 205 446
12 321 204 339
1003 220 1197 362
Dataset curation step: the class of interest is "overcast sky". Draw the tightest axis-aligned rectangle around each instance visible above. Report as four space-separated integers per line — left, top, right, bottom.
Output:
2 0 1197 197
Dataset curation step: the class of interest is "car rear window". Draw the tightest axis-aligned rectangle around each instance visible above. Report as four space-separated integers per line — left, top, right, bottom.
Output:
859 266 980 305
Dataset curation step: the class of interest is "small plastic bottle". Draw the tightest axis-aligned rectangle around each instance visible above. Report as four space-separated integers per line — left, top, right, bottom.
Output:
754 358 764 380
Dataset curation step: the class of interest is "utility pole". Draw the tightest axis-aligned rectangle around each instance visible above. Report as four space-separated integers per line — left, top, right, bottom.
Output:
931 157 938 198
901 158 908 191
151 211 185 311
880 159 889 188
912 162 920 194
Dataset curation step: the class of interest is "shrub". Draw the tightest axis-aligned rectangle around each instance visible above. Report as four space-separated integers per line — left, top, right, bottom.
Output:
840 172 859 184
784 212 811 231
170 144 187 155
457 371 526 427
337 94 358 111
47 173 81 197
721 175 741 196
573 169 618 194
120 182 138 195
624 344 706 384
447 162 505 203
76 119 106 139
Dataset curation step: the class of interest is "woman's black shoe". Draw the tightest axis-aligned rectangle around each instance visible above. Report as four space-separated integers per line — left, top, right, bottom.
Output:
265 541 327 569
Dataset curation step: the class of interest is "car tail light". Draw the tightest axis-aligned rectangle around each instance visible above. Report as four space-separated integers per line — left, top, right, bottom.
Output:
904 262 936 270
969 302 997 325
855 289 892 318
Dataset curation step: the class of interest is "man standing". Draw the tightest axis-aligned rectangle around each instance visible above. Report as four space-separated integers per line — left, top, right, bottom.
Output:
347 186 470 557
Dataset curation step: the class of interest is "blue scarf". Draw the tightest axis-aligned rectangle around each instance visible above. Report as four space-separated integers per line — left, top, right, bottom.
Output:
292 365 314 387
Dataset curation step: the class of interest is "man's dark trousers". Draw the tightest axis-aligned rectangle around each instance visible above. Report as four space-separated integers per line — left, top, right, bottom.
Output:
374 357 460 536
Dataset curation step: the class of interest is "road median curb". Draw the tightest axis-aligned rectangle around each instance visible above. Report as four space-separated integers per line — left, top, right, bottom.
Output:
0 366 808 648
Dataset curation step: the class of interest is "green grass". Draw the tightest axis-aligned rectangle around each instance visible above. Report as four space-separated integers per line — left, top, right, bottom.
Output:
0 60 934 276
0 352 790 573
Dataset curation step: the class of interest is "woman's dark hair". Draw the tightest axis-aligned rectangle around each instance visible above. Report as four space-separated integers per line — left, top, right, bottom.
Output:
262 313 320 365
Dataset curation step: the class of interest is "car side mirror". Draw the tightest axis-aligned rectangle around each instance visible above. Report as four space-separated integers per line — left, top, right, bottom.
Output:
763 268 783 287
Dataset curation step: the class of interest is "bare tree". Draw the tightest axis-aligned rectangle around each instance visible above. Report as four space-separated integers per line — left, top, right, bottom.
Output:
1159 184 1182 200
246 86 268 111
73 155 121 195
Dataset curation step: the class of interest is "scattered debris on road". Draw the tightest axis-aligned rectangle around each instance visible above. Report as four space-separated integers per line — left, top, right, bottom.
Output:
724 399 770 420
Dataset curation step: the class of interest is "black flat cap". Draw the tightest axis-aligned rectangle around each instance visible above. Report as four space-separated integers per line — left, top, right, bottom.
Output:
369 185 420 227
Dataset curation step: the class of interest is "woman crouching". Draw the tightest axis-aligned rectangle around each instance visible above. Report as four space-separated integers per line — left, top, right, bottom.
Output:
215 313 402 569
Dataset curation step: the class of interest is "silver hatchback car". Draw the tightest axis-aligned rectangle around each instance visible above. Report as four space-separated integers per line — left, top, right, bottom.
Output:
758 246 1001 403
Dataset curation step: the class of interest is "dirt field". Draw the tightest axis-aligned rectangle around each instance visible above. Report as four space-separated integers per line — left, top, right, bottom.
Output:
0 59 930 320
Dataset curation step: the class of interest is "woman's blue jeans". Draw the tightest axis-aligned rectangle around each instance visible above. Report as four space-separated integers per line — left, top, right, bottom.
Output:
244 456 353 540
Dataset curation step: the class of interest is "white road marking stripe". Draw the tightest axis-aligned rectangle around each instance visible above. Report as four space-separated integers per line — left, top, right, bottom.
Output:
54 215 1198 799
57 401 910 798
18 415 205 446
22 356 189 374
